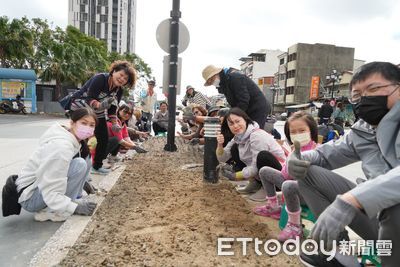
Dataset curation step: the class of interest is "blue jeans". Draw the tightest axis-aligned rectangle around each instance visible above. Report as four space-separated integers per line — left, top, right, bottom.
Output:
20 157 91 212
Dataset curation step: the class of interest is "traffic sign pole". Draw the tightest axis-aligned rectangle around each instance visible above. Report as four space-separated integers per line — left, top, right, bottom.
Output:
164 0 180 152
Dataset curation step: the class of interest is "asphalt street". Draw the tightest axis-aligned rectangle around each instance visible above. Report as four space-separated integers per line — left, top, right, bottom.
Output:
0 114 68 267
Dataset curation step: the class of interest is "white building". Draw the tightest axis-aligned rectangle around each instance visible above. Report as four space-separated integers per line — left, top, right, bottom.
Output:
68 0 137 54
239 49 284 82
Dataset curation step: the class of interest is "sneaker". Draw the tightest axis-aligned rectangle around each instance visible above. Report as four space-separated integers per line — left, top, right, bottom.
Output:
299 252 345 267
236 178 261 194
91 167 111 175
108 155 121 163
34 208 69 222
248 188 267 202
277 222 303 242
253 204 281 219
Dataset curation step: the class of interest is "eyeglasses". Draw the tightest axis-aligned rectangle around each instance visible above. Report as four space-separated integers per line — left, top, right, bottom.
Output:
122 109 133 115
349 83 400 104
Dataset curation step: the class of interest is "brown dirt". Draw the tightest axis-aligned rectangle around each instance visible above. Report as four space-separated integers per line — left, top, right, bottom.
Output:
60 137 301 266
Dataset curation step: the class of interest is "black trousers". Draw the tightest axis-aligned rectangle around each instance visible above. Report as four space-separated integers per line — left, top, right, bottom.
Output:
227 143 246 172
106 136 120 156
256 150 282 171
152 122 167 135
93 117 108 169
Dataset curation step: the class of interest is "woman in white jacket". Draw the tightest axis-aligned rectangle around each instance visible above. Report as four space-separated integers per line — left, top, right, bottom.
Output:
16 108 98 222
216 107 285 193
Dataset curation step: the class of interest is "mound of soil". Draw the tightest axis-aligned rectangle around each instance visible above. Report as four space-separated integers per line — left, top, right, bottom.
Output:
61 138 300 266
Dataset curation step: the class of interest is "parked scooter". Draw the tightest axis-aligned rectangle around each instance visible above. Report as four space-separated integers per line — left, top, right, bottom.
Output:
0 95 27 114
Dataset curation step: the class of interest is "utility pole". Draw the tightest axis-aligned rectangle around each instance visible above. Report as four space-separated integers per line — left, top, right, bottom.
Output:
164 0 180 152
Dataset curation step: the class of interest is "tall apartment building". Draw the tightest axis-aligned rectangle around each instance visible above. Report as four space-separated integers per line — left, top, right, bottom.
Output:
68 0 137 54
273 43 354 110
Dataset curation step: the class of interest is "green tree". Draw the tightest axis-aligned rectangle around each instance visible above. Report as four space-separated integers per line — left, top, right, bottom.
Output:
0 16 33 68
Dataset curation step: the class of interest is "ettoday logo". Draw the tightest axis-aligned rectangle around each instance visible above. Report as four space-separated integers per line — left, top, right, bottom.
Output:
217 237 336 261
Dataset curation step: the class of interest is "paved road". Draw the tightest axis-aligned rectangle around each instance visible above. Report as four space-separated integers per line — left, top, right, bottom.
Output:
0 114 68 267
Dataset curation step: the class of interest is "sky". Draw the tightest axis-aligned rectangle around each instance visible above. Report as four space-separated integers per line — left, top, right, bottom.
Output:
3 0 400 99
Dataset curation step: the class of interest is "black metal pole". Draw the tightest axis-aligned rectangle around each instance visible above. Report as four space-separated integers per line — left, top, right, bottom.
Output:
164 0 180 152
331 79 335 99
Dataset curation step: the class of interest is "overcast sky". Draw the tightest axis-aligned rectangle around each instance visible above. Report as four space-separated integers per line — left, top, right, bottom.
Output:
3 0 400 98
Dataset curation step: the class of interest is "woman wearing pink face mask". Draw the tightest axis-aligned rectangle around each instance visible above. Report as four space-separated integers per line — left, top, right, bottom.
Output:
15 108 98 222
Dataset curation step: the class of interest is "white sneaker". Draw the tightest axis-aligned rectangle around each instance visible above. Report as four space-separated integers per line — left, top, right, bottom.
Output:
34 208 69 222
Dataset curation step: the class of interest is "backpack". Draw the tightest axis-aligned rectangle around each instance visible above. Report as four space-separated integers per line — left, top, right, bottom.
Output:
2 175 22 217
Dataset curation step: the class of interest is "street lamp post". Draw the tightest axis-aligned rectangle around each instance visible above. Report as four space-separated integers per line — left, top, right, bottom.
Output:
325 69 342 100
270 83 279 115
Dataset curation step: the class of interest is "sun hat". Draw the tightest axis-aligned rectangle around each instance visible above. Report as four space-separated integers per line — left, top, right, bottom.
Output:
186 85 194 91
202 65 222 86
207 106 221 116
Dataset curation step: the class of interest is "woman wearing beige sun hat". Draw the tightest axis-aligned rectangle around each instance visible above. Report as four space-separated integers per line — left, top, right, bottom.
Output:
202 65 270 129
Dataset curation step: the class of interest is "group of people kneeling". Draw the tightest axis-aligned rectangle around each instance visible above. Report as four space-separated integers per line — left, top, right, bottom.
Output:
215 62 400 266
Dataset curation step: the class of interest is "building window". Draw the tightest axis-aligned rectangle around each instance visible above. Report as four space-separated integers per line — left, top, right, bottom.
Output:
100 14 108 22
287 70 296 79
80 13 88 21
286 86 294 95
96 23 101 38
80 0 88 4
279 58 285 65
80 4 86 12
79 21 85 32
288 53 297 62
280 74 285 80
97 6 102 14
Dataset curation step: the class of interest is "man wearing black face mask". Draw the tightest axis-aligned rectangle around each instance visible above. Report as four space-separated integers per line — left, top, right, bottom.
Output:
287 62 400 267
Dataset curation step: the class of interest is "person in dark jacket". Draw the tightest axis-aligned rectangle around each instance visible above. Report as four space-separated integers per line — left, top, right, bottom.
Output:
202 65 270 129
318 99 334 125
85 60 137 174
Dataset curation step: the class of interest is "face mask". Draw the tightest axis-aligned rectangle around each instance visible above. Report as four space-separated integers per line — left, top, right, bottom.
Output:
356 95 389 125
212 78 220 87
290 132 311 147
75 124 95 140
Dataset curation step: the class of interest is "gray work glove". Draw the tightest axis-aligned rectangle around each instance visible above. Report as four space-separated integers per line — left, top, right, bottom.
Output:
111 123 122 133
183 113 196 122
74 200 97 216
99 97 115 110
189 138 200 145
311 196 358 250
287 141 311 179
83 181 97 195
221 167 236 181
133 146 148 153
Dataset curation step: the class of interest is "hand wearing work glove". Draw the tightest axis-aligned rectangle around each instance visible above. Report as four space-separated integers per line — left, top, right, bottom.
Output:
133 145 148 153
221 167 236 181
83 181 97 195
287 141 311 179
311 196 358 250
73 200 97 216
99 97 115 110
111 123 122 133
189 138 200 145
183 113 196 122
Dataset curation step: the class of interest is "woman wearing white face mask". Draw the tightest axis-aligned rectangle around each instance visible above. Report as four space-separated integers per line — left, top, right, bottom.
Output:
14 108 98 222
253 111 318 242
